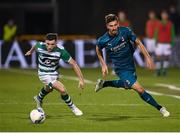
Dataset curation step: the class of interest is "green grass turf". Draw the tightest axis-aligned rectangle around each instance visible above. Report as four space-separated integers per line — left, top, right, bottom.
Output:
0 67 180 131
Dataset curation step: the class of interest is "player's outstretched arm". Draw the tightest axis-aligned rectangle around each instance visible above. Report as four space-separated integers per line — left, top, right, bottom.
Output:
96 46 108 78
25 45 36 56
69 58 85 89
135 38 155 70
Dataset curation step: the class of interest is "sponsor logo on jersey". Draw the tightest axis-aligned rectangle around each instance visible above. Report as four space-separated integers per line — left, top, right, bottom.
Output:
110 42 126 52
107 43 112 46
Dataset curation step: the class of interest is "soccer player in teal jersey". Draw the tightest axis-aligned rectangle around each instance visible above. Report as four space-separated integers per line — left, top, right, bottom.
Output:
95 14 170 117
25 33 84 116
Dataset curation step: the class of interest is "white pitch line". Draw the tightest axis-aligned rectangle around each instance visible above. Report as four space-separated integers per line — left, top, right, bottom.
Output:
5 69 94 84
155 83 180 91
147 90 180 99
62 75 94 84
4 69 180 100
0 102 145 106
146 90 163 96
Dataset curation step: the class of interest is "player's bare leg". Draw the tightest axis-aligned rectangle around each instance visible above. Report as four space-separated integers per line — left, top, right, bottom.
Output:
155 55 163 76
34 85 52 108
52 81 83 116
132 81 170 117
162 55 170 76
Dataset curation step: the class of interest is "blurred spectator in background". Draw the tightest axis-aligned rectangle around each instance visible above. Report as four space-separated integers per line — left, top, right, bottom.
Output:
169 5 180 35
154 10 175 76
117 11 131 27
3 19 17 42
144 10 159 58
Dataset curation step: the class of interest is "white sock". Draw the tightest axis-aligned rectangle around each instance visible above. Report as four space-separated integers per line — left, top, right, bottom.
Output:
163 61 169 69
156 61 161 69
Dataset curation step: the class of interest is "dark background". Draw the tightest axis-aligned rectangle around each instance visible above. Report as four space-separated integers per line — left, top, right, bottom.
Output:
0 0 178 37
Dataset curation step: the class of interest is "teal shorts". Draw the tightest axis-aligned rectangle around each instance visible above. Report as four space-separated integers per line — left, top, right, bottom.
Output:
117 71 137 89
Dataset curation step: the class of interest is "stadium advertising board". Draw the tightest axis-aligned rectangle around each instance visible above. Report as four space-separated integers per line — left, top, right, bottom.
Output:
0 40 144 68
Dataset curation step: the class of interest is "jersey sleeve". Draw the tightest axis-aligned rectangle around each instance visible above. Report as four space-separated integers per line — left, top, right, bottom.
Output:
127 28 137 42
34 41 44 52
97 38 105 50
34 42 41 49
60 48 72 62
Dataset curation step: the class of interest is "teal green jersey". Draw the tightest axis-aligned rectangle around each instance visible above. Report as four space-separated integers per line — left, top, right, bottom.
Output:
97 27 137 73
35 42 71 75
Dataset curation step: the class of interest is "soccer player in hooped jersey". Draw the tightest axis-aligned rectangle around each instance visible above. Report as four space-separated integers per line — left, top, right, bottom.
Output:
95 14 170 117
25 33 84 116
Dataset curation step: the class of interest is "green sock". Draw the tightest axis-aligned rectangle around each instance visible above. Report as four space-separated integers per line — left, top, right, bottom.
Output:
61 94 74 108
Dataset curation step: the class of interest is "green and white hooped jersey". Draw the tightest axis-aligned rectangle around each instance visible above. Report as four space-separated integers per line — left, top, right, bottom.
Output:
35 42 71 75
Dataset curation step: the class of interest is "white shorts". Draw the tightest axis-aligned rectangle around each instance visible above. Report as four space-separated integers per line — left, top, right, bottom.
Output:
155 43 172 56
144 38 156 53
39 75 58 86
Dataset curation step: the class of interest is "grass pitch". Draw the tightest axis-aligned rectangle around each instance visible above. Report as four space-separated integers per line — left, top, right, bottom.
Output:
0 67 180 131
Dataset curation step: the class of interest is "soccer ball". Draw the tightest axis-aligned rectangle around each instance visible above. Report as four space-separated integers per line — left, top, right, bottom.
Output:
30 108 45 124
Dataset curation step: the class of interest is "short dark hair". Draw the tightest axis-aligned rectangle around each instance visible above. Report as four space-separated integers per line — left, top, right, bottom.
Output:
105 14 118 24
45 33 58 41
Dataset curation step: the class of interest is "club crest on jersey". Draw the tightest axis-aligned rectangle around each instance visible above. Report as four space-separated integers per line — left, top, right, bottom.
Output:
121 37 125 42
44 59 51 64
